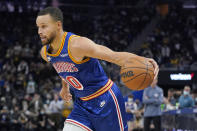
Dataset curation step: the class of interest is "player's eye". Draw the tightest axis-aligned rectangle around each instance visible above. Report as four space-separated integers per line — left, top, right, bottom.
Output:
41 25 47 28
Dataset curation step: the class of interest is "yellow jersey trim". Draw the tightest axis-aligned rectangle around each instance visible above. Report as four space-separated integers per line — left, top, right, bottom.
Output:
47 32 67 57
68 35 90 64
44 45 47 58
80 79 113 101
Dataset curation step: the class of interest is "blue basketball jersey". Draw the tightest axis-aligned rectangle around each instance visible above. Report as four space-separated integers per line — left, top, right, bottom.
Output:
45 32 128 131
45 32 109 99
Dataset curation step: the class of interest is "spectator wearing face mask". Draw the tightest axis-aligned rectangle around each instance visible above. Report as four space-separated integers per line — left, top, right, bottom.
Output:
125 94 137 131
178 85 195 109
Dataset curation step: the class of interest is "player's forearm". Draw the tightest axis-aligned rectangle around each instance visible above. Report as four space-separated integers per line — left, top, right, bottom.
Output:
60 80 72 102
61 79 67 88
60 79 69 97
112 52 144 67
95 44 144 66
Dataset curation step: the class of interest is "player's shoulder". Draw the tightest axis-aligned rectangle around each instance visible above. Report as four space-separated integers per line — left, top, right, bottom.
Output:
40 46 48 62
70 36 85 46
69 36 89 51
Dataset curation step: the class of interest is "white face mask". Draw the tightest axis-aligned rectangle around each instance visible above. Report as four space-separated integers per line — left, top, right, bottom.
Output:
128 98 133 102
183 91 189 96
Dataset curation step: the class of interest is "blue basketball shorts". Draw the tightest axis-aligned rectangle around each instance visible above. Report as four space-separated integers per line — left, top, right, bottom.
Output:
65 83 128 131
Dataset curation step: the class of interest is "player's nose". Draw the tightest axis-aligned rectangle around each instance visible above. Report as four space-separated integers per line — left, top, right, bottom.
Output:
38 28 43 35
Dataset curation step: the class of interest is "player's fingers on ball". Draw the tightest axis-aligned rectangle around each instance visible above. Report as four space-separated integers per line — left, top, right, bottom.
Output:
154 68 159 80
151 59 158 74
148 60 156 73
154 63 158 74
153 68 158 78
148 58 155 66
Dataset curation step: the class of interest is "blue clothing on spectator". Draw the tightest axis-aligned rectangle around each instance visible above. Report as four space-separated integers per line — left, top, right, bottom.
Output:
169 96 177 106
132 90 144 102
124 96 133 121
143 86 163 117
0 80 4 87
178 95 194 109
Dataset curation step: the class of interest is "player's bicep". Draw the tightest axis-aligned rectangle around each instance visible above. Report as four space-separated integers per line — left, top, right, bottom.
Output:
73 37 117 63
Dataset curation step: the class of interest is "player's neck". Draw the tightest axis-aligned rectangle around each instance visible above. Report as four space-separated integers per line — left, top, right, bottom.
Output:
49 31 65 54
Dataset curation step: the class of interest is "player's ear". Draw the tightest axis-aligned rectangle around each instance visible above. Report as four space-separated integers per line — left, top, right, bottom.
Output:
56 21 62 30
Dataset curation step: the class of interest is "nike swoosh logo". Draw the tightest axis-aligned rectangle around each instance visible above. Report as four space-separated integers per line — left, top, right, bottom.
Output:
60 54 68 57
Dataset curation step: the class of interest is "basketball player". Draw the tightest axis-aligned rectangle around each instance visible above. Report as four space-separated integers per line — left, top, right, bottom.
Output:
36 7 159 131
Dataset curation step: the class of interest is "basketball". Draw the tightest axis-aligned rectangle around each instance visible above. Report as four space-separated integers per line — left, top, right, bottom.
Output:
120 58 155 90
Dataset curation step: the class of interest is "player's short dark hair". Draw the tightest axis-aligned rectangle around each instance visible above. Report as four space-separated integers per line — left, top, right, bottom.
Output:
38 7 63 23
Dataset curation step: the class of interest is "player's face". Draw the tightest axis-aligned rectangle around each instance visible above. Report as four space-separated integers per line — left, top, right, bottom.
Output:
36 14 57 45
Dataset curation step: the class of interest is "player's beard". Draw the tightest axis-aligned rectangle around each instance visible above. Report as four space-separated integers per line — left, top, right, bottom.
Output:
41 32 56 46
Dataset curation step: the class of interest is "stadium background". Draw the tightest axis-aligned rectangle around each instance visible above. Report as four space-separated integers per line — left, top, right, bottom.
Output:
0 0 197 130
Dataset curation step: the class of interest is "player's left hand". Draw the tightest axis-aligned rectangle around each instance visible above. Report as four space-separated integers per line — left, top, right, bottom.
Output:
62 92 72 103
60 86 72 103
146 58 159 80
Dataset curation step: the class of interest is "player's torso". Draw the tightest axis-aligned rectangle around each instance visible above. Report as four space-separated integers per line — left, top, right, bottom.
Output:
45 32 109 98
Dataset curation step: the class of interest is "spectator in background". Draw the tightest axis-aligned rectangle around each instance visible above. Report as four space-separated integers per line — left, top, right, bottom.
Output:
49 94 64 114
0 106 10 131
167 88 176 106
49 93 64 130
135 99 143 110
163 88 179 111
17 60 29 75
133 111 143 131
179 85 195 109
143 78 163 131
26 75 36 96
43 93 52 114
18 112 28 130
10 105 21 130
28 93 43 116
125 94 137 131
191 89 197 106
163 97 176 111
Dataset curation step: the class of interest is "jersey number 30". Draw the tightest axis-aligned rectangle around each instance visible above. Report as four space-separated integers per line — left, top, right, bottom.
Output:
66 76 84 90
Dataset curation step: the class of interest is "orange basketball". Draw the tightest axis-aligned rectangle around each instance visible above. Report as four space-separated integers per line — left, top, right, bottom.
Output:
120 58 154 90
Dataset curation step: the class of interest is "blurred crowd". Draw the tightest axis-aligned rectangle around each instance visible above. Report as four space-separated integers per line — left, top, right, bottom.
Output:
0 1 197 131
0 4 154 131
139 5 197 70
0 0 50 12
0 0 139 12
125 84 197 131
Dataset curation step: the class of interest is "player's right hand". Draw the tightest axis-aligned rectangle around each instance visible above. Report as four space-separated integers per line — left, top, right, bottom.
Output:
146 58 159 80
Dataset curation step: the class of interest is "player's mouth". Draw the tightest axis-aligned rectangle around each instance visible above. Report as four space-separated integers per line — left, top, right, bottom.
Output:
40 36 47 42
